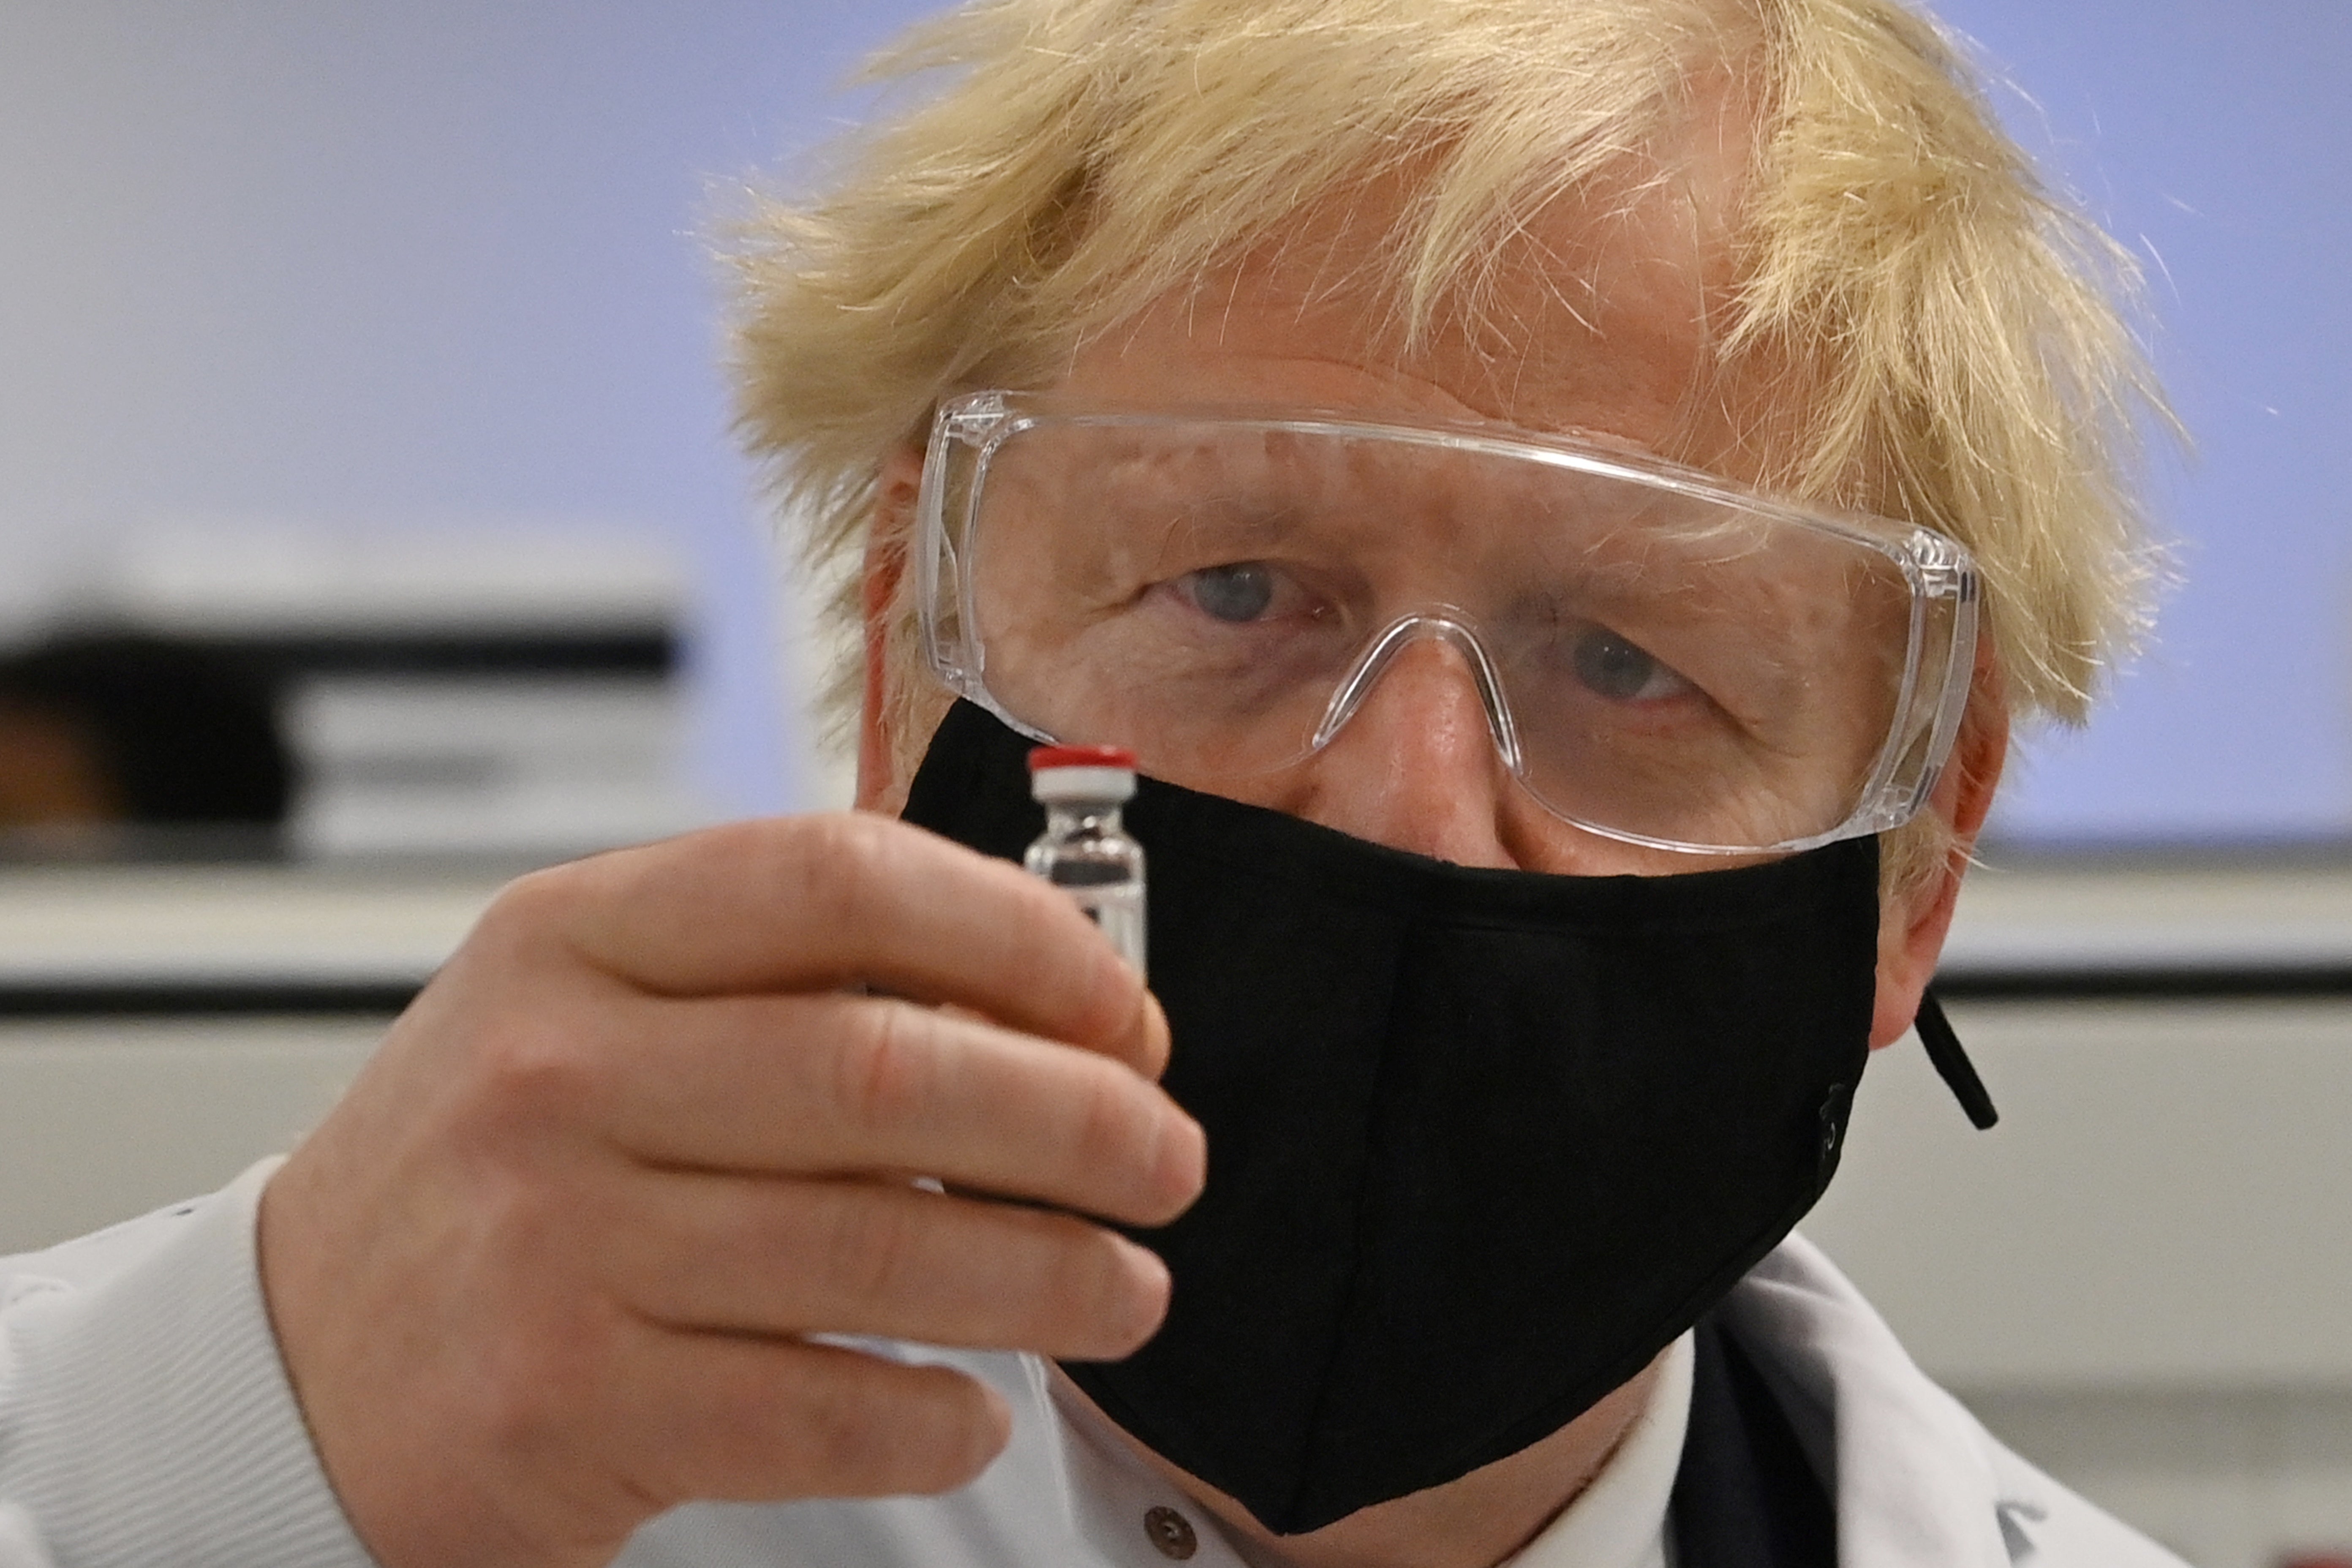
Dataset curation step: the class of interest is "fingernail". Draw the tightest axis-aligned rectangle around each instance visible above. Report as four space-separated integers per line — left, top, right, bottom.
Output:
1114 1237 1173 1342
1152 1108 1208 1217
1135 991 1173 1078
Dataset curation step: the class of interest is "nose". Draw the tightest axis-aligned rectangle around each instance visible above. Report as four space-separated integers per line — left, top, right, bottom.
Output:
1284 631 1522 869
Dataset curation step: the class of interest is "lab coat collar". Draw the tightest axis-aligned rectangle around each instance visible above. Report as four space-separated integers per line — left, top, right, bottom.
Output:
1722 1233 2029 1568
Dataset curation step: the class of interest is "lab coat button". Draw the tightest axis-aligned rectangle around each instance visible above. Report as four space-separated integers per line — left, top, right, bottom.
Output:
1144 1505 1198 1560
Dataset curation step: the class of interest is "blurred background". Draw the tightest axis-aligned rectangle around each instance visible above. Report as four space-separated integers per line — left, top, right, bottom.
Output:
0 3 2343 1565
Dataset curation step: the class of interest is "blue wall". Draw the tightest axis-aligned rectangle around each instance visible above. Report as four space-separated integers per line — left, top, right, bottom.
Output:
0 1 946 815
1930 0 2352 842
4 3 2336 839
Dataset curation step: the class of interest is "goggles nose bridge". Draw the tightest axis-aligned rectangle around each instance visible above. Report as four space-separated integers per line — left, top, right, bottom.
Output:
1309 612 1525 773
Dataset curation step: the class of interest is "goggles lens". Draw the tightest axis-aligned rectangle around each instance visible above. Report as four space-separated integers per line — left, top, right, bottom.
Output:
920 394 1976 855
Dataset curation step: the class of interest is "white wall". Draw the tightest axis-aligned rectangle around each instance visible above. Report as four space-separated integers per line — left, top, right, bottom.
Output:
7 875 2350 1568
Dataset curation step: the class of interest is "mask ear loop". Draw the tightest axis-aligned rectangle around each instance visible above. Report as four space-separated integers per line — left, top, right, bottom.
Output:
1914 988 1998 1130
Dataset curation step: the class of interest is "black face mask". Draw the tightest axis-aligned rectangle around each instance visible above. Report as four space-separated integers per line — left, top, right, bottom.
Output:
904 700 1926 1535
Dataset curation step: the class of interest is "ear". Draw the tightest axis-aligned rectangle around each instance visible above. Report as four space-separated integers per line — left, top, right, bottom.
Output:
854 445 926 812
1867 678 2009 1049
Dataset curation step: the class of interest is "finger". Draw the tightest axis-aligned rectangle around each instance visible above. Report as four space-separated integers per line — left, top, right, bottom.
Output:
608 1330 1011 1506
535 813 1165 1075
600 991 1204 1227
602 1169 1170 1359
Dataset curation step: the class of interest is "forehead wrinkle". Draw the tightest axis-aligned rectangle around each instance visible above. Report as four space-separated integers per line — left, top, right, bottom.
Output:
1055 78 1806 486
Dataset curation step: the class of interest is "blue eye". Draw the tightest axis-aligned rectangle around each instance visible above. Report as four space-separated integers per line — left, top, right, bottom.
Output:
1186 563 1277 623
1572 629 1684 702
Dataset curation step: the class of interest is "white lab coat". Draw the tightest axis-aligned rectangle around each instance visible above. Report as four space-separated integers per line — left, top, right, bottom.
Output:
0 1159 2186 1568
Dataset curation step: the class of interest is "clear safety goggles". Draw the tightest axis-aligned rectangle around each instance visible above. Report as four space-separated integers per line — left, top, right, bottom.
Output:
917 390 1979 856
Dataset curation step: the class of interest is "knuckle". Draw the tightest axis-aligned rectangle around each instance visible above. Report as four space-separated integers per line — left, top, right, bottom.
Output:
1061 1066 1199 1224
831 1003 941 1137
822 1193 927 1314
473 863 577 953
1018 918 1150 1059
1062 1063 1164 1200
993 874 1123 1007
927 1379 1013 1488
887 1372 1010 1492
798 1386 898 1485
1058 1228 1166 1353
462 1018 605 1144
795 1365 1003 1495
468 1299 622 1456
1061 956 1140 1051
779 812 898 933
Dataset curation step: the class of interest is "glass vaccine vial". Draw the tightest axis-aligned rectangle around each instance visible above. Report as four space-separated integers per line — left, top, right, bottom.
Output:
1026 744 1146 976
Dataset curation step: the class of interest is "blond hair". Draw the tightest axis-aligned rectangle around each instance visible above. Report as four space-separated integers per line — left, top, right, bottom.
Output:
730 0 2167 872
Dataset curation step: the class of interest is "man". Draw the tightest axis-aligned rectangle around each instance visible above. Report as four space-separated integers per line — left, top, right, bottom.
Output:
0 0 2178 1564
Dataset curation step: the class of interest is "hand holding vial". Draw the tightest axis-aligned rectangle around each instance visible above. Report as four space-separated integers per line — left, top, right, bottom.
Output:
255 811 1198 1568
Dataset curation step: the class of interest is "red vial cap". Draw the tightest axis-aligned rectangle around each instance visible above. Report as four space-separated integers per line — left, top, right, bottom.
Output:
1029 743 1138 771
